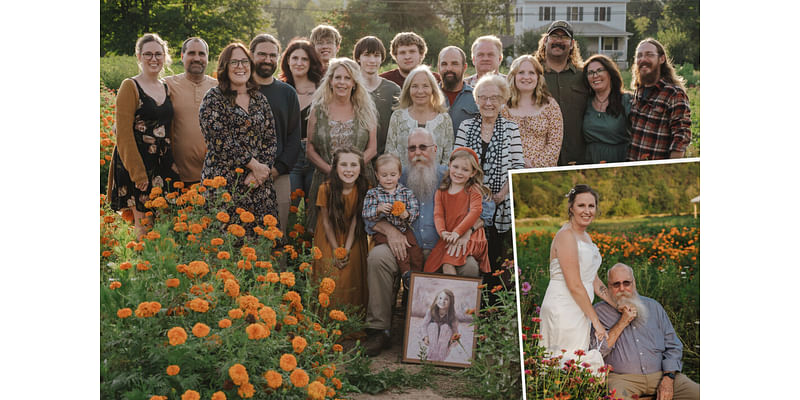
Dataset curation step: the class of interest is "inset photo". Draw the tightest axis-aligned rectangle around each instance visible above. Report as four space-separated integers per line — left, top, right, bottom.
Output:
513 160 700 400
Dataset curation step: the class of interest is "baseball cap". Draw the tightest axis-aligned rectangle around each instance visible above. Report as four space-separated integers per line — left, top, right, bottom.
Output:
547 20 574 38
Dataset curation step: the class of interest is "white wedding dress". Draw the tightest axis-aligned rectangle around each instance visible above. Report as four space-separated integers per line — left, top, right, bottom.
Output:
539 229 606 373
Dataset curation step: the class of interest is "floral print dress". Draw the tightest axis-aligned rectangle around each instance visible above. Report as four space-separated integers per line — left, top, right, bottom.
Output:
108 79 179 212
199 87 278 226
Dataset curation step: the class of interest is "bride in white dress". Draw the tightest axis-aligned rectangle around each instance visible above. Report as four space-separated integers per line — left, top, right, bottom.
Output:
540 184 615 371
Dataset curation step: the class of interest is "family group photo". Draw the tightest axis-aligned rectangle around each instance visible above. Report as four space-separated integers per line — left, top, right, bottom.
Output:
513 160 700 399
98 1 700 399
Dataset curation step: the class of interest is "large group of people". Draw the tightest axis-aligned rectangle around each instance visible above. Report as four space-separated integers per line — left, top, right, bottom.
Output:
105 20 694 365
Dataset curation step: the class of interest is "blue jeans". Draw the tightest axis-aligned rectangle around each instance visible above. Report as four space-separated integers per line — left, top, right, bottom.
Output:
289 140 314 203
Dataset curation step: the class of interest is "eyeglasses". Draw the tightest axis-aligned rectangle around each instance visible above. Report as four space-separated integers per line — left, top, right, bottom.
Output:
476 95 503 104
407 144 435 153
142 52 164 60
229 59 251 68
587 68 607 77
548 33 571 41
610 280 632 289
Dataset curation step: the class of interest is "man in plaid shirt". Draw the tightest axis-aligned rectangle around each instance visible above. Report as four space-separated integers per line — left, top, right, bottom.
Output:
628 38 692 161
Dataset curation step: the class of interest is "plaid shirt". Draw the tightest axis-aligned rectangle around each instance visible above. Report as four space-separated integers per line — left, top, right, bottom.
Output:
628 78 692 161
362 183 420 232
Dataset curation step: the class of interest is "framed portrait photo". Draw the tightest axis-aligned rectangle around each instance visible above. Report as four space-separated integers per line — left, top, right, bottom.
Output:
402 272 482 368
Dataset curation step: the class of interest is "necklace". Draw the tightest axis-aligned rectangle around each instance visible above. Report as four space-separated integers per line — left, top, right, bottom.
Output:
593 95 609 117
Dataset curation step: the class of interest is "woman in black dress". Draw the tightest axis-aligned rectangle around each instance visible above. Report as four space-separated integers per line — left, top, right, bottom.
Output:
107 33 179 238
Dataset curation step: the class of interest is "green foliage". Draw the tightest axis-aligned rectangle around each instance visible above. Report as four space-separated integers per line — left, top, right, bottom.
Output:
515 28 545 56
686 86 700 157
100 55 216 92
658 0 700 67
512 162 700 220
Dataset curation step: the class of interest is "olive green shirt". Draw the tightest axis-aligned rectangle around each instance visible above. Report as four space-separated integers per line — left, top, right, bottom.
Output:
543 62 589 165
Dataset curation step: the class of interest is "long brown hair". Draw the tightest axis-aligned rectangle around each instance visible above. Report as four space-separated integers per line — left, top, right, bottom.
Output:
428 289 457 332
216 42 259 106
280 38 324 87
631 38 686 91
583 54 627 117
325 147 369 235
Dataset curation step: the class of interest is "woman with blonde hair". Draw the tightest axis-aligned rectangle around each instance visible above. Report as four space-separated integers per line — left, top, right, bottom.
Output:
385 65 454 168
502 55 563 168
107 33 179 238
306 57 378 228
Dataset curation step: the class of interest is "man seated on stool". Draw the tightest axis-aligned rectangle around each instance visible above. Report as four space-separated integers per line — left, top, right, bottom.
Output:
591 263 699 400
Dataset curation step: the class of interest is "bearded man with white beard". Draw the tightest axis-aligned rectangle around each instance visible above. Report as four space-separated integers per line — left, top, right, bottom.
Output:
592 263 699 400
362 127 494 357
627 38 692 161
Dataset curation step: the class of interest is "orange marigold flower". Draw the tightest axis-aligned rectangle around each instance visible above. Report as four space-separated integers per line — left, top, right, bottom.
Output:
283 291 301 304
246 323 269 340
109 281 121 290
266 272 280 283
217 251 230 260
259 306 277 328
228 363 249 386
329 310 347 321
279 354 297 371
322 364 336 378
146 230 161 240
235 167 245 174
222 192 232 202
166 278 180 288
263 214 278 227
292 336 308 353
264 370 283 389
211 391 226 400
188 223 203 234
307 381 327 400
237 381 255 398
192 322 211 338
186 260 210 279
238 295 261 311
333 247 348 260
490 285 503 293
181 390 200 400
150 396 167 400
235 207 245 215
318 290 333 307
283 315 298 326
312 246 323 260
331 377 342 389
293 224 305 234
168 327 188 346
289 205 299 213
210 237 224 246
101 250 112 257
240 211 255 223
136 261 150 271
218 318 232 328
187 298 210 313
228 309 244 319
319 278 336 295
117 308 132 318
290 368 309 388
332 344 343 352
216 211 230 223
121 209 134 222
228 224 246 237
280 271 296 287
119 262 132 270
299 262 311 272
391 200 406 216
166 365 180 376
224 279 240 297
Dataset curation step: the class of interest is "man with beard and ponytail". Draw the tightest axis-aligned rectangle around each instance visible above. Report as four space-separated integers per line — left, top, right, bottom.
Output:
250 33 301 233
362 128 493 357
535 20 589 166
628 38 692 161
437 46 478 138
165 37 217 186
591 263 699 400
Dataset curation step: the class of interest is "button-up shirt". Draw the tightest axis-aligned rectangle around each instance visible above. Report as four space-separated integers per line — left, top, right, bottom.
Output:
592 296 683 375
362 183 420 232
165 73 217 182
627 78 692 161
542 62 588 166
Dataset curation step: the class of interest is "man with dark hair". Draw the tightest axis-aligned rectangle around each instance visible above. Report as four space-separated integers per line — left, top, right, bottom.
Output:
310 24 341 72
628 38 692 161
535 20 589 166
250 33 301 233
437 46 478 137
380 31 441 88
165 37 217 185
592 263 700 400
353 36 400 157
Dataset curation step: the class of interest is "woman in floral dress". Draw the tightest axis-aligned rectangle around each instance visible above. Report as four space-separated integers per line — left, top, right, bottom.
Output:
107 33 179 238
305 57 377 229
199 42 278 228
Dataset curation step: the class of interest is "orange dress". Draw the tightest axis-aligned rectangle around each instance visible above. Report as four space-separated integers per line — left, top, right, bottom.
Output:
312 183 368 308
423 185 490 273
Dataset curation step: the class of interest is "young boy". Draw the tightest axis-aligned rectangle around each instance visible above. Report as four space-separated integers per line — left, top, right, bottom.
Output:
362 153 423 276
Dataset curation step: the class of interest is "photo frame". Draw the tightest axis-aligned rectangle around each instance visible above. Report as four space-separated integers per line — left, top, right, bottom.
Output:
402 272 482 368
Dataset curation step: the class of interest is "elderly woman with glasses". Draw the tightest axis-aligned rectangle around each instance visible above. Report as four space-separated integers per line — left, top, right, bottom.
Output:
198 42 279 229
454 74 524 269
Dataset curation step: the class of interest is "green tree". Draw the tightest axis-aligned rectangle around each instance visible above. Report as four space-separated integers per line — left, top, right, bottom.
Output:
657 0 700 67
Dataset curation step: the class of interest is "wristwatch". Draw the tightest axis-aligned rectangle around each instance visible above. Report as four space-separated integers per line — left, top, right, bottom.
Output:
662 371 676 380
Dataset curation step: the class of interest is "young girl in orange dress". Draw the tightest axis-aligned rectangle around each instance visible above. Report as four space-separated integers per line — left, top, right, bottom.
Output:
423 147 492 275
312 147 370 308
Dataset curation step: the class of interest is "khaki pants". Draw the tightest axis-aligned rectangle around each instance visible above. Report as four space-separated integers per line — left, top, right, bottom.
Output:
274 174 290 235
608 371 699 400
365 244 479 330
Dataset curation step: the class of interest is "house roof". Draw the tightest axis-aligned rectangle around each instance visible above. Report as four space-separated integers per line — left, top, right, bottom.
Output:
571 23 631 37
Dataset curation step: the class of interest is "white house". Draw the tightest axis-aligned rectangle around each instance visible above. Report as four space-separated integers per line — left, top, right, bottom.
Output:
514 0 632 68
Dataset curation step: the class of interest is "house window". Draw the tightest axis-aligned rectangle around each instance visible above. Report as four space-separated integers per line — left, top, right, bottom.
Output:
515 7 521 22
594 6 612 21
566 6 583 21
602 37 619 51
539 6 556 21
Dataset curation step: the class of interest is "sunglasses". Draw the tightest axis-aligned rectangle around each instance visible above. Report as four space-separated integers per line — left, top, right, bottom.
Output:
407 144 435 153
610 280 632 289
